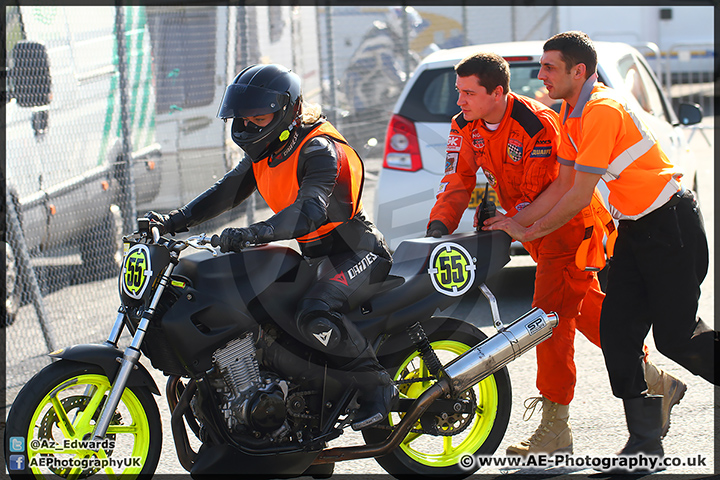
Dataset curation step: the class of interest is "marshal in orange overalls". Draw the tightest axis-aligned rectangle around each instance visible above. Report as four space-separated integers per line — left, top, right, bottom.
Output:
429 93 614 405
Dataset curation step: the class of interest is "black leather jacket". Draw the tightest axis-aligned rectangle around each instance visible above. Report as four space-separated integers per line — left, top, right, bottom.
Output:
168 121 390 260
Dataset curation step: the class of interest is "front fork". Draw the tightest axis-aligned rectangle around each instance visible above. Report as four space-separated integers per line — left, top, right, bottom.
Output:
91 261 176 440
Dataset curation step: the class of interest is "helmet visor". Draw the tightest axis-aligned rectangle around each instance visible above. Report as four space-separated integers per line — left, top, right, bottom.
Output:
216 84 290 119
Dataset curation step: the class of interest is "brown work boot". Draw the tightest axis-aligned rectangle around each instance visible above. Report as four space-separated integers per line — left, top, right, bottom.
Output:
506 396 573 456
644 359 687 437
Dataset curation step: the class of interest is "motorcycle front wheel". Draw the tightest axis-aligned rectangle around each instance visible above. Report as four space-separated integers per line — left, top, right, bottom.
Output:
364 320 512 478
4 360 162 479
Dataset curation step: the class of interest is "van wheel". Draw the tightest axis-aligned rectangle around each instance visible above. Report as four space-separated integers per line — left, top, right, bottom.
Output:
79 205 123 280
4 242 22 327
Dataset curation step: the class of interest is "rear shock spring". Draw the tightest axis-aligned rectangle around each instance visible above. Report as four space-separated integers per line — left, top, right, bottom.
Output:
406 322 445 378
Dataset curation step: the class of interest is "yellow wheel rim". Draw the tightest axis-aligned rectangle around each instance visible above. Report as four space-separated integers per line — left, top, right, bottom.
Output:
26 374 151 479
390 340 499 467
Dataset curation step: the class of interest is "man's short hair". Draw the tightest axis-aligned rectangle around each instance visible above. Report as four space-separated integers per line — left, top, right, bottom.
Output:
455 52 510 95
543 31 597 78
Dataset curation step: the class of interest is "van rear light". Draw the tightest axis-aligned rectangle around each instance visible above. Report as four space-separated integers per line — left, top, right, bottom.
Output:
382 114 422 172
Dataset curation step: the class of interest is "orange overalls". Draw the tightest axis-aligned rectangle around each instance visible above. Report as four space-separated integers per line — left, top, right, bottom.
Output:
429 93 613 405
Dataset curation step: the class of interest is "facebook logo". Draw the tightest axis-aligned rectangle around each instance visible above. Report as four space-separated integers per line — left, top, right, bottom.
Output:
9 437 25 452
9 455 25 471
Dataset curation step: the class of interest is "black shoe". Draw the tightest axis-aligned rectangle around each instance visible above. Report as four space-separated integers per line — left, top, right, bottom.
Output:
618 395 664 457
596 396 665 474
351 370 398 430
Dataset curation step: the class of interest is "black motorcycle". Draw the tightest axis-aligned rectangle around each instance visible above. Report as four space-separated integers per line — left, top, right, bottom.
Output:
5 218 558 479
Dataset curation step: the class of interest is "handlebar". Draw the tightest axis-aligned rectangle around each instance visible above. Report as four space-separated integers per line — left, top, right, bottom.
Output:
187 233 253 254
151 226 161 244
127 217 257 256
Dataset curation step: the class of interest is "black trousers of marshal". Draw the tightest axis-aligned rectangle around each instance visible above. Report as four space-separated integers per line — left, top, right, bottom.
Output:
600 189 717 398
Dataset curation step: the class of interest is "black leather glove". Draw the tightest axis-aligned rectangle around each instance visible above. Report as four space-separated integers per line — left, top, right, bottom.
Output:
426 220 449 238
218 227 257 253
145 211 173 235
144 210 188 236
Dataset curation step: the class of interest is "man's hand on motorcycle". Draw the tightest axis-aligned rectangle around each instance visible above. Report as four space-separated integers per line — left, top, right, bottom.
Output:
482 215 530 242
218 227 257 253
482 214 506 225
425 220 448 238
145 211 173 236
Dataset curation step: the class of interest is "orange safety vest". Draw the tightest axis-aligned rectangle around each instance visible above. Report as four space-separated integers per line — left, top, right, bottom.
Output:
252 122 364 244
559 80 681 220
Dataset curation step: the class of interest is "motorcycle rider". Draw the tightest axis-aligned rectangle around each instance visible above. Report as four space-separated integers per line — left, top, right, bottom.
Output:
146 63 397 431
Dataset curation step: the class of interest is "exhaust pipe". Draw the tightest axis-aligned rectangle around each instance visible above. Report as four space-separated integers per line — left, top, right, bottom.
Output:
442 307 558 393
313 307 557 465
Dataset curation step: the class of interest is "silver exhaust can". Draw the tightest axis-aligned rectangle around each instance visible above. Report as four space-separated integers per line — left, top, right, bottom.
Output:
442 308 559 393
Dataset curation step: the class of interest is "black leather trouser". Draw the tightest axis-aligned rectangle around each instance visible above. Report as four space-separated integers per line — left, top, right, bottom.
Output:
286 249 392 369
600 189 717 398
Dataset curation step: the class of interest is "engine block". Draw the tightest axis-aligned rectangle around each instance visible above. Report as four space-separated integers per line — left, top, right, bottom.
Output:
212 333 260 396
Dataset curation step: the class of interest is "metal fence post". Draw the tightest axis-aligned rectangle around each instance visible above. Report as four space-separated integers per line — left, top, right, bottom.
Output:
461 5 468 46
238 5 250 67
321 5 337 125
6 195 55 352
115 6 137 234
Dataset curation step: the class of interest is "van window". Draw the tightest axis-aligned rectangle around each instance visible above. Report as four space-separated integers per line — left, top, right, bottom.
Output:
147 7 217 114
5 5 25 100
422 69 457 117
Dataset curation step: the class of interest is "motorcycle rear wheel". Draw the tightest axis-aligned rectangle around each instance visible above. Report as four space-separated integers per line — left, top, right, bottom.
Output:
363 320 512 478
4 360 162 479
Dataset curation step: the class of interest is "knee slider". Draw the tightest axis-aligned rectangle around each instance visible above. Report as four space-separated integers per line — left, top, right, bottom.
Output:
297 299 342 350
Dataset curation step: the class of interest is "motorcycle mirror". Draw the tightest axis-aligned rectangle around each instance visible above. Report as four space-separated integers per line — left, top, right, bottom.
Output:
137 217 150 234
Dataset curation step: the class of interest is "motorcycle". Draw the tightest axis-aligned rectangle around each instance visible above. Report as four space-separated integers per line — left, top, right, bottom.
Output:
5 218 558 479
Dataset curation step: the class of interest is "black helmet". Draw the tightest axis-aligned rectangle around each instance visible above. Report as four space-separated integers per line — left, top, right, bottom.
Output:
217 64 302 161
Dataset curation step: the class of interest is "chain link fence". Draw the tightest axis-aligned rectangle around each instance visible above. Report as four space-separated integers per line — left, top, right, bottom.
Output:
3 5 714 410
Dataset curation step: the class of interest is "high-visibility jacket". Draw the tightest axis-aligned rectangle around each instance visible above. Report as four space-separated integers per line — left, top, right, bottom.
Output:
557 74 682 221
428 93 613 270
253 121 364 245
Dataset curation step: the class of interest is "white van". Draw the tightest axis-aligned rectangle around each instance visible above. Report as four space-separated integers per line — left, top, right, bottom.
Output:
5 6 161 324
5 6 161 266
